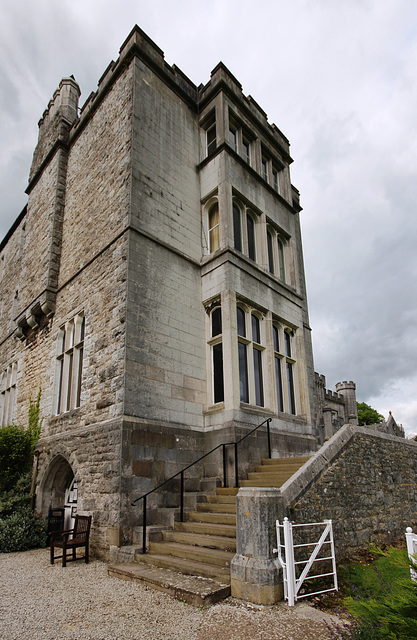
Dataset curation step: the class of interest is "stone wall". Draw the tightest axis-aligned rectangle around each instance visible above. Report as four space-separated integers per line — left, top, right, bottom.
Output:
283 425 417 556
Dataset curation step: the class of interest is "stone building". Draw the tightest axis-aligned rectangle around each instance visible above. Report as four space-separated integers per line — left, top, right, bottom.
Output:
0 26 356 555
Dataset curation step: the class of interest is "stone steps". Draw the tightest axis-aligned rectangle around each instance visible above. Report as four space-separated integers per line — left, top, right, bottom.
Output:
108 455 311 603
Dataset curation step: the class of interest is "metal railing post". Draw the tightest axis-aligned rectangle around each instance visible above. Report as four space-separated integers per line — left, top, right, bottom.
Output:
222 443 227 487
234 442 239 488
267 418 272 459
180 471 184 522
142 495 147 554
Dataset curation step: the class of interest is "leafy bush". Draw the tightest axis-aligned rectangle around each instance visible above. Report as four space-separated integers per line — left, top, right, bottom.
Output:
327 546 417 639
0 424 32 493
0 504 46 552
0 390 47 553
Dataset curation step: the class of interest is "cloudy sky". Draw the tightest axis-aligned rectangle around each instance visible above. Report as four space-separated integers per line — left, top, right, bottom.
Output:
1 0 417 432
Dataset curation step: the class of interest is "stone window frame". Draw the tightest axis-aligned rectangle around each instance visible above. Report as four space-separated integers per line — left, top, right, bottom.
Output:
266 223 288 283
206 302 224 406
237 303 266 408
261 145 284 193
55 313 85 415
232 197 259 263
273 322 297 415
228 109 254 167
0 361 18 427
202 109 217 158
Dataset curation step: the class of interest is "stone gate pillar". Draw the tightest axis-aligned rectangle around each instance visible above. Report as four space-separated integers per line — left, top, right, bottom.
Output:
231 487 286 605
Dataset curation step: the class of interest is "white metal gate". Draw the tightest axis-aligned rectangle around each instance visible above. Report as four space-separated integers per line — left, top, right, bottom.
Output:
405 526 417 581
274 517 338 606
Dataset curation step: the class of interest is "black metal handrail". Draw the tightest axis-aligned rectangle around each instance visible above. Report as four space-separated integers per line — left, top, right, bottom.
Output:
131 417 272 553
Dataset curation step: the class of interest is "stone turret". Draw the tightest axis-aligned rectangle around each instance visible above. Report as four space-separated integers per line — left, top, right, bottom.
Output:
29 77 81 184
335 381 358 425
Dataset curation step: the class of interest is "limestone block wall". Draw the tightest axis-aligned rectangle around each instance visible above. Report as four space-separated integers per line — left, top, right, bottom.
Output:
283 425 417 556
125 233 206 427
17 154 62 316
0 215 25 340
59 64 133 285
36 418 123 554
130 57 201 263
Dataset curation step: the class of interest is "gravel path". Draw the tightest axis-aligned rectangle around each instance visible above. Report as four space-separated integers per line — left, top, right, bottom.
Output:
0 549 336 639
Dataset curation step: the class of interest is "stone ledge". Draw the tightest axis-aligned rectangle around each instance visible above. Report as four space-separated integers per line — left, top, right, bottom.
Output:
108 563 230 607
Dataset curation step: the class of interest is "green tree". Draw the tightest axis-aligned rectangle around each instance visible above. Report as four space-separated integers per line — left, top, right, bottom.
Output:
357 402 384 426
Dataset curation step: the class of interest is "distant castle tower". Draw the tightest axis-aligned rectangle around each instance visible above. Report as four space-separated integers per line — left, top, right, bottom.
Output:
335 381 358 425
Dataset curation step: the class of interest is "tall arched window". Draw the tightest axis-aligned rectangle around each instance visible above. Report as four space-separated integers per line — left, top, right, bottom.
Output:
273 325 284 412
267 229 274 274
277 237 286 282
208 202 220 253
211 307 224 403
284 331 295 414
247 214 256 261
233 203 242 252
251 314 264 407
237 306 249 403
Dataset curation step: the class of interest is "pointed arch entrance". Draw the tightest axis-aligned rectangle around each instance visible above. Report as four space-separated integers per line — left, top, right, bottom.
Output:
39 455 76 528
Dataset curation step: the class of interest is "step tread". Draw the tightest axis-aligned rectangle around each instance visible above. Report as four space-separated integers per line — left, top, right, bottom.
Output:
186 511 236 525
261 456 311 465
163 530 236 551
135 553 231 584
108 563 230 605
240 479 286 487
174 521 236 537
215 487 239 496
206 495 236 504
197 503 236 513
149 540 235 563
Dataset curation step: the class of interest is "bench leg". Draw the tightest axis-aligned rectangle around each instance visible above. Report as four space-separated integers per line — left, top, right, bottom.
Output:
50 544 55 565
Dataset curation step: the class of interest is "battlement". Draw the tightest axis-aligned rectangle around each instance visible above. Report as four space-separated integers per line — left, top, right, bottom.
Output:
199 60 292 162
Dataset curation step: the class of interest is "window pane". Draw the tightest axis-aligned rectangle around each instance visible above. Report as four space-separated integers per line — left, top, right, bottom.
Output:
229 127 237 151
213 343 224 403
253 348 264 407
66 352 73 411
57 357 64 415
267 231 274 274
206 112 217 157
212 307 222 337
278 238 285 282
76 347 83 408
238 342 249 403
284 331 292 358
287 362 296 414
247 215 256 261
273 168 280 193
251 314 261 344
273 325 280 353
209 203 220 252
233 204 242 252
262 157 268 181
237 307 246 337
275 357 284 412
242 138 250 164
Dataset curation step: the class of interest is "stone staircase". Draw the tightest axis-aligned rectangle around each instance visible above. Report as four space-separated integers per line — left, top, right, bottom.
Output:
108 456 310 606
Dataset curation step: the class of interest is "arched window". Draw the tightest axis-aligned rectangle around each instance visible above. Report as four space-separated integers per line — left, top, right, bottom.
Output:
251 314 264 407
284 330 296 415
277 237 286 282
247 214 256 261
237 306 249 403
233 203 242 252
211 307 224 403
208 202 220 253
267 229 274 274
56 314 85 414
273 325 284 412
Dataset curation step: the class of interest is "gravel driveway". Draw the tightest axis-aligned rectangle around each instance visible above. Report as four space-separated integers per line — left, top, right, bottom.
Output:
0 549 336 639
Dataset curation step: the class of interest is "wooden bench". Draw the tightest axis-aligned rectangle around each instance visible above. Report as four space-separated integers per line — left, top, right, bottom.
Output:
50 515 92 567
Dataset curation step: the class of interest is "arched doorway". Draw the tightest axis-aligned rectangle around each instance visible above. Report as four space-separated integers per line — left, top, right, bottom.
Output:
39 455 75 526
